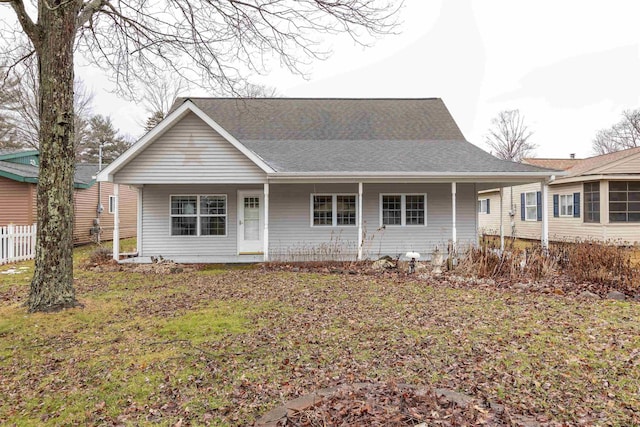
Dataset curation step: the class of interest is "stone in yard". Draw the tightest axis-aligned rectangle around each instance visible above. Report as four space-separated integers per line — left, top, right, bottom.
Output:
372 258 395 270
578 290 600 300
514 283 530 290
606 290 626 301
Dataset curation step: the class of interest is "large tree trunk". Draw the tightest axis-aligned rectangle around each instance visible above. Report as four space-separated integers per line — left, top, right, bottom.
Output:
28 1 81 312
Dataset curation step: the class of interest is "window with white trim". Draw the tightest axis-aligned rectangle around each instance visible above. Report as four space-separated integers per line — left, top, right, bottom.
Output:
478 198 489 214
380 194 426 226
559 194 574 217
108 195 116 214
170 195 227 236
525 191 537 221
311 194 357 227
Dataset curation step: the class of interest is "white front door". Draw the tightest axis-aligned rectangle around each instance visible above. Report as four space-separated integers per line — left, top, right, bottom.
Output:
237 191 264 254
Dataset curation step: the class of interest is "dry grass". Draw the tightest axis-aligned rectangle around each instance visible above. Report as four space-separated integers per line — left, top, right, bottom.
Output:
0 242 639 426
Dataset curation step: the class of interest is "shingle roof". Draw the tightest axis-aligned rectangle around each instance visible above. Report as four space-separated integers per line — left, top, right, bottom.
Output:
523 158 582 171
168 98 558 175
0 159 99 187
177 98 467 141
563 147 640 177
242 139 551 173
0 160 39 180
75 164 99 185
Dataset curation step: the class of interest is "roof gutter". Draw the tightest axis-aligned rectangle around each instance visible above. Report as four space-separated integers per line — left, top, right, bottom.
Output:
0 169 94 188
267 170 563 183
0 170 38 184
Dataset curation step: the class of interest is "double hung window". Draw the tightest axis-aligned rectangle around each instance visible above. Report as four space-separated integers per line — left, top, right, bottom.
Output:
311 194 357 227
171 195 227 236
380 194 426 226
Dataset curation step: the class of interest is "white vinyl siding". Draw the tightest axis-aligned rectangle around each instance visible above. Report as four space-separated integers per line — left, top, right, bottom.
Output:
268 183 476 260
141 184 242 258
114 112 266 184
140 183 479 261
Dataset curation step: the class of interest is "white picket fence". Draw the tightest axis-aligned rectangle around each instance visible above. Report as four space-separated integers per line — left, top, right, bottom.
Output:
0 223 37 265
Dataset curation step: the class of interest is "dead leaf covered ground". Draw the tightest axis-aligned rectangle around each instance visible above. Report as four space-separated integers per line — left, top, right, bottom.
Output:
1 247 639 426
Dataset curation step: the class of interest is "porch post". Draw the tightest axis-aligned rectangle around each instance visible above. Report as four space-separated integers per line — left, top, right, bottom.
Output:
113 183 120 261
264 182 269 261
451 182 457 249
357 182 363 261
499 187 505 251
137 186 143 255
541 181 549 249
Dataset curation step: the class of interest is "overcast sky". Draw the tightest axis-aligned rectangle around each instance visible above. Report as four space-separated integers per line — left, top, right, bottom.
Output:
78 0 640 160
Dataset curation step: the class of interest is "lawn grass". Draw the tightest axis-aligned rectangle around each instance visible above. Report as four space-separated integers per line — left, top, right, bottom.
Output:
1 242 639 425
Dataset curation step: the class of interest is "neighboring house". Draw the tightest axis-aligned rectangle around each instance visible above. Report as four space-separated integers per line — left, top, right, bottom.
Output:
478 148 640 244
97 98 557 263
0 150 137 245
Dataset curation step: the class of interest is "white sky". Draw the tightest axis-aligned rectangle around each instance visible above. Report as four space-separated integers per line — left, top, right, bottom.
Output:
78 0 640 160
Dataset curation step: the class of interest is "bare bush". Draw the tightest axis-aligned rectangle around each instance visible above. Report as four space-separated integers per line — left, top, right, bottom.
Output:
551 240 639 293
460 238 640 295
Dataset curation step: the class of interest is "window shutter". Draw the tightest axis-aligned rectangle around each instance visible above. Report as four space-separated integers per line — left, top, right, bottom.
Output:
553 195 559 217
486 199 490 214
573 192 581 218
536 191 542 221
520 193 525 221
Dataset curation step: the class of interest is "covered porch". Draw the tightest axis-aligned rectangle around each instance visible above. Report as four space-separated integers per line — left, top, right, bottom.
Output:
109 176 556 264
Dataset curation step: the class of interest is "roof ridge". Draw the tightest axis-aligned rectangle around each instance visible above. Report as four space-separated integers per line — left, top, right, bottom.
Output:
179 97 443 101
583 146 640 161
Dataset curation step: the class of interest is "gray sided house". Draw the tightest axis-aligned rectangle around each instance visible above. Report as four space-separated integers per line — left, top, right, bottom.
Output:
97 98 557 263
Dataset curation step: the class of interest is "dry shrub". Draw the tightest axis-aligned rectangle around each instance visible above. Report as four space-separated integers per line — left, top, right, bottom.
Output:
461 237 639 294
86 246 112 265
458 240 557 281
551 240 639 293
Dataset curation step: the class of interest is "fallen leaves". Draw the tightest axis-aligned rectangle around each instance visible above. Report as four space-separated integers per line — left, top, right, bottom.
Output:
1 264 639 426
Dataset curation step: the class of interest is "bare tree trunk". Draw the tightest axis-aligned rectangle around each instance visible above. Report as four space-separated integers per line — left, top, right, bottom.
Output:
28 1 80 312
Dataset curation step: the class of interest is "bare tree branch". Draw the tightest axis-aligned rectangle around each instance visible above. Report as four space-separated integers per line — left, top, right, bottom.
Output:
72 0 402 97
7 0 40 46
592 109 640 155
485 109 536 162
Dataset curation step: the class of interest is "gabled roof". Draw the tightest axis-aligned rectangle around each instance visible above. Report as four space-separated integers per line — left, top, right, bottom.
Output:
176 98 467 141
519 148 640 185
523 158 582 171
100 98 560 182
562 147 640 178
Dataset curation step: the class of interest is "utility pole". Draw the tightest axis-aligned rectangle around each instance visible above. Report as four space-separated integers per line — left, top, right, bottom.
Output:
95 141 104 244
